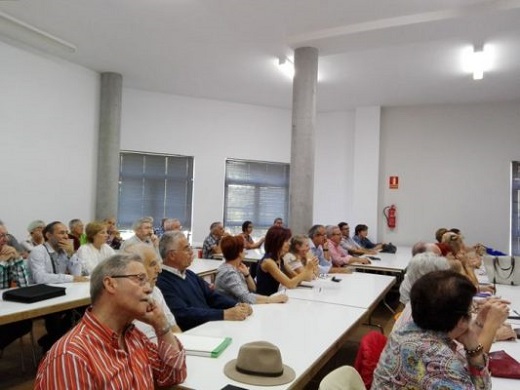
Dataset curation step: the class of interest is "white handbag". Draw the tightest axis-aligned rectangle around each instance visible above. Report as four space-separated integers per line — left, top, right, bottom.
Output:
483 256 520 286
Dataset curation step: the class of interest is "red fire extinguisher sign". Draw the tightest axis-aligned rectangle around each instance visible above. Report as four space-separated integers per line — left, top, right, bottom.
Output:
389 176 399 189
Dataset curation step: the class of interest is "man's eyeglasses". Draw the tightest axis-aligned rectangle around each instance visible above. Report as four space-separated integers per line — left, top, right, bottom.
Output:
110 273 150 286
0 233 8 239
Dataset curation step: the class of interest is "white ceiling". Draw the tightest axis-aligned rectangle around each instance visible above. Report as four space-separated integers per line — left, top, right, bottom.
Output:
1 0 520 111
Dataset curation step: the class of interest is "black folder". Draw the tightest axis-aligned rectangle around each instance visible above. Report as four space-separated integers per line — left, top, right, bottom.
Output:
3 284 66 303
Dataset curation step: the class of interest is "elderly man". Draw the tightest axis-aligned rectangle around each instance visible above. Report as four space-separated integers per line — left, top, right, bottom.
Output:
338 222 377 256
326 225 370 266
35 253 187 389
202 221 225 259
68 218 86 251
28 221 89 352
21 219 46 253
120 216 159 251
157 231 252 331
124 244 182 341
308 225 351 274
164 218 182 232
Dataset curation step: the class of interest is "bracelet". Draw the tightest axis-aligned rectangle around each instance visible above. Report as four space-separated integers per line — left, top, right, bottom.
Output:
156 323 172 338
244 274 250 278
465 343 484 357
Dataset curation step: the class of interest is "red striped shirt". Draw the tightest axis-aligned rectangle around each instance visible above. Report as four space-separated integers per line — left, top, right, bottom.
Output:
35 309 187 389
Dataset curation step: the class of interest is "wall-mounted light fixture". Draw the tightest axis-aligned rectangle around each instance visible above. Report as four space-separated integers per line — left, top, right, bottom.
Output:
277 56 294 79
461 44 492 80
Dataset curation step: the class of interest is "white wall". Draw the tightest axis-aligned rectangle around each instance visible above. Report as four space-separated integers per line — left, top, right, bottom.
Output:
379 102 520 252
0 41 99 239
121 89 292 243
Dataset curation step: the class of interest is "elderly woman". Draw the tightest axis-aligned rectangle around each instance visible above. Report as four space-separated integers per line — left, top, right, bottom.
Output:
214 235 288 304
373 270 503 389
256 226 317 296
395 252 509 353
76 221 116 275
239 221 265 250
282 234 319 278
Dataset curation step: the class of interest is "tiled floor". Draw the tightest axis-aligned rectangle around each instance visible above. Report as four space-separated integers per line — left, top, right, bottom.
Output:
0 299 399 390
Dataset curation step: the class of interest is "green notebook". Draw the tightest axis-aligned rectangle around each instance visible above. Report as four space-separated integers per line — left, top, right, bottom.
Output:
175 334 232 358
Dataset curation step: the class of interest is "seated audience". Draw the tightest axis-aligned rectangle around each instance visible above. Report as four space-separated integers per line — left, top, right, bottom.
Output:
28 221 89 352
256 226 316 296
21 220 45 253
120 216 159 251
282 234 315 277
157 231 252 331
35 253 187 389
373 270 496 389
353 224 383 251
338 222 377 256
308 225 351 274
104 216 123 250
68 218 86 251
76 221 116 275
239 220 265 249
215 235 288 304
0 223 33 352
202 221 226 259
125 244 182 341
326 225 370 266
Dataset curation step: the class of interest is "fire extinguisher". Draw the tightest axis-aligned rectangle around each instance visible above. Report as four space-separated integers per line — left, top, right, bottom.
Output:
383 205 397 229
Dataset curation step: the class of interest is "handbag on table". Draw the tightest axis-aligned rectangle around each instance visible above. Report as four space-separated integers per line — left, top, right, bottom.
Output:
483 256 520 285
488 350 520 379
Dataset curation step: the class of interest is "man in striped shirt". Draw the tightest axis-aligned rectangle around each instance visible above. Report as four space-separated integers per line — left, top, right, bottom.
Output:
35 253 187 389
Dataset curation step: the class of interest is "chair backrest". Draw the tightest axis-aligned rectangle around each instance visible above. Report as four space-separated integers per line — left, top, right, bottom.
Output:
319 365 366 390
354 331 387 389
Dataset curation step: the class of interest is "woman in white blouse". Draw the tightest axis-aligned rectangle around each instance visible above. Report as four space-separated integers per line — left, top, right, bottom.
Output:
77 221 115 275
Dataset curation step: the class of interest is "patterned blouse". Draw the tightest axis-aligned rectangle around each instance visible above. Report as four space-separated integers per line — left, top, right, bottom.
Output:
372 321 490 390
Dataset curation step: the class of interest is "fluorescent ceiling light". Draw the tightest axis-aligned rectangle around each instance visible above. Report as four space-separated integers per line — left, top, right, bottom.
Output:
461 44 493 80
0 10 77 53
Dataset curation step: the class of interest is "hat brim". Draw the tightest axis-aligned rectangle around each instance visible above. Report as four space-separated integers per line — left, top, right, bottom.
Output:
224 359 296 386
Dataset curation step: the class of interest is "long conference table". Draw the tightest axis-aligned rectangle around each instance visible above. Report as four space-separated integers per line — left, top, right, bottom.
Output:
0 258 223 326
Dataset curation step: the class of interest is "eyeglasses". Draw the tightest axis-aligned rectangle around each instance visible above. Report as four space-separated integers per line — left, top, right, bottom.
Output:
0 233 8 239
110 273 150 286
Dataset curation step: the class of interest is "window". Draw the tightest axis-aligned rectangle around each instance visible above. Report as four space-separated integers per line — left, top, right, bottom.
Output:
118 151 193 232
224 159 290 235
512 161 520 255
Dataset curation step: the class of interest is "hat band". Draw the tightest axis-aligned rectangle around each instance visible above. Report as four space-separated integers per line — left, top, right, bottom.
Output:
236 365 284 378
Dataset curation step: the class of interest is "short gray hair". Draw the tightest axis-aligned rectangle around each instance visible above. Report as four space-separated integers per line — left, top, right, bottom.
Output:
325 225 338 238
164 218 181 231
69 219 82 230
90 254 143 304
308 224 324 238
132 216 153 231
399 252 450 304
159 231 186 260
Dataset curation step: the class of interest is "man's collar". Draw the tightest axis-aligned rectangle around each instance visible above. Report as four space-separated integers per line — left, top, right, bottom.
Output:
162 263 187 279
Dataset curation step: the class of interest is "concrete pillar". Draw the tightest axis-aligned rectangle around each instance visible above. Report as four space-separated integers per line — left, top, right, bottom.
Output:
289 47 319 234
95 72 122 221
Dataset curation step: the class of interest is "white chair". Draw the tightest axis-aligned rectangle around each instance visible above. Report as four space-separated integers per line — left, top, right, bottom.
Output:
319 365 366 390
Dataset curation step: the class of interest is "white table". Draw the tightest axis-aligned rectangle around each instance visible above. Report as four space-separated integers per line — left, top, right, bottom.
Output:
351 246 411 275
181 299 367 390
0 261 222 326
0 282 90 325
284 272 396 311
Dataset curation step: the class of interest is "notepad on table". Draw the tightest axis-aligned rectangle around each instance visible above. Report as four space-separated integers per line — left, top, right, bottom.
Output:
175 334 232 358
